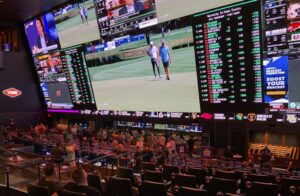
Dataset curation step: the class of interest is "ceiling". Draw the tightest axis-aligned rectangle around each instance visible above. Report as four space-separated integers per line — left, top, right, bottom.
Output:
0 0 70 24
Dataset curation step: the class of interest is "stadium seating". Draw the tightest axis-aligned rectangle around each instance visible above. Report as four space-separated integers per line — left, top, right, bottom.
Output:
140 180 168 196
179 186 208 196
144 170 164 183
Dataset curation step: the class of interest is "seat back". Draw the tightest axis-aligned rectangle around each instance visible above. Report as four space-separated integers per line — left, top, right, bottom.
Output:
142 162 156 171
0 184 27 196
116 167 134 185
215 170 235 180
107 176 133 196
179 186 208 196
186 167 207 185
27 183 50 196
61 189 87 196
175 174 197 188
87 174 103 194
252 182 278 196
140 180 168 196
249 173 270 183
234 170 249 181
211 177 236 195
144 170 164 183
163 165 180 181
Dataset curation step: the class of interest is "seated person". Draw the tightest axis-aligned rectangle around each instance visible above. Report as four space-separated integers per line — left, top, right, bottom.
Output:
38 164 63 195
200 175 212 193
64 168 103 196
224 145 233 159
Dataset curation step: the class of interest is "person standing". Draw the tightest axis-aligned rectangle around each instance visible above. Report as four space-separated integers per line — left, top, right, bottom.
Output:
84 6 89 25
147 41 161 78
9 118 15 131
159 40 172 80
79 7 85 24
65 139 76 167
260 145 272 172
52 142 65 164
187 136 194 158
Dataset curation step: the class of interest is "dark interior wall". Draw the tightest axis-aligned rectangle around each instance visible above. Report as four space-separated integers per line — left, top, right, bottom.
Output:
0 23 46 127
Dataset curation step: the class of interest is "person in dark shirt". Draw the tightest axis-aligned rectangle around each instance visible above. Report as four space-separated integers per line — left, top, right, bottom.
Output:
116 143 128 167
187 136 194 158
200 176 212 194
260 145 272 172
224 145 233 159
156 146 166 167
52 142 65 164
38 164 63 195
134 146 143 172
142 146 153 163
64 168 103 196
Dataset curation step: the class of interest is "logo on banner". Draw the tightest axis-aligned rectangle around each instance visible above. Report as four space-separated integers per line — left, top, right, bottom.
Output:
247 113 257 122
2 88 22 98
286 114 297 124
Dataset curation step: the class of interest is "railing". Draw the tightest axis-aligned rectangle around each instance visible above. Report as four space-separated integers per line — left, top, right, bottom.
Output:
0 141 142 195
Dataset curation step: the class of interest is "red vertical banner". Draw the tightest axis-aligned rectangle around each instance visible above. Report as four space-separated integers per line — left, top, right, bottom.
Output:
0 34 2 51
12 29 19 52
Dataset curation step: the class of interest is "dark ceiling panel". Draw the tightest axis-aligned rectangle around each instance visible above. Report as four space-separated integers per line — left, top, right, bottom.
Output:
0 0 69 23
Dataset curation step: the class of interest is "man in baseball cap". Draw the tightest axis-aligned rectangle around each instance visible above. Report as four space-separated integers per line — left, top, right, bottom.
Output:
147 41 161 78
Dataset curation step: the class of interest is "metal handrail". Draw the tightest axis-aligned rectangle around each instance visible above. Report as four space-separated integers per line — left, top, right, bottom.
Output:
0 147 39 166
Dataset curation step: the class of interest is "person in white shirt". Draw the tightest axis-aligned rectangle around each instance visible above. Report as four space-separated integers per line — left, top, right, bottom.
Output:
79 7 85 24
147 41 161 78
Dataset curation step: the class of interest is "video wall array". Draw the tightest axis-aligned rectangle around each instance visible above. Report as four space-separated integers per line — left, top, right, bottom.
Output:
24 0 300 123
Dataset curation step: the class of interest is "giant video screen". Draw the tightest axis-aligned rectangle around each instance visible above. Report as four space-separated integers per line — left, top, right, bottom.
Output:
86 16 200 113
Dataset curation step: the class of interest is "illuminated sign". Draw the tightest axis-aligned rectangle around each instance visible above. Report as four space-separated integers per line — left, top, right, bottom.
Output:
2 88 22 98
247 113 257 122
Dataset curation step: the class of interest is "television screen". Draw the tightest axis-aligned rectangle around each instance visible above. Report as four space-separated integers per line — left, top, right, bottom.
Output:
262 0 300 111
86 15 200 113
24 12 60 55
155 0 242 23
33 51 74 109
263 0 300 57
193 0 265 114
53 0 101 48
94 0 158 41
